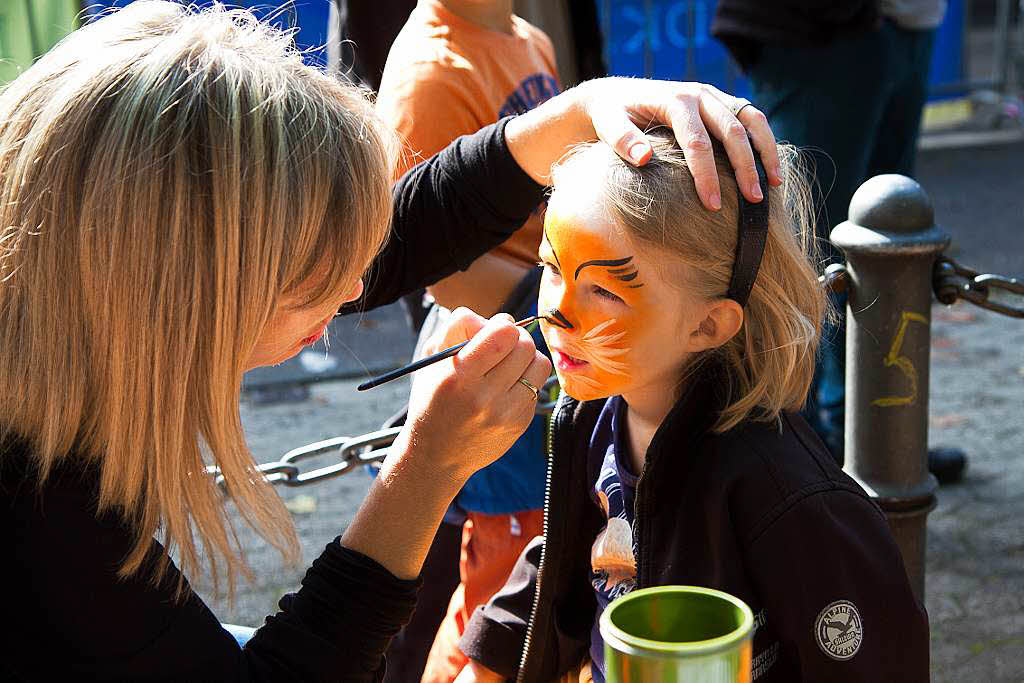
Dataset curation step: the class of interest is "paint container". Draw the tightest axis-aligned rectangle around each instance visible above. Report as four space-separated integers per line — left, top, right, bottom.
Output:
600 585 754 683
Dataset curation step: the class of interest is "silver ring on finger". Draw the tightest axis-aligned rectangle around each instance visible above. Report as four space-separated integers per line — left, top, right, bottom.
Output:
517 377 539 401
730 98 753 118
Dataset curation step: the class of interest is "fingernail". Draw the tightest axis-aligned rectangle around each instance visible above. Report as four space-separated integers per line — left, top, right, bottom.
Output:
628 141 648 163
750 183 763 201
709 192 722 210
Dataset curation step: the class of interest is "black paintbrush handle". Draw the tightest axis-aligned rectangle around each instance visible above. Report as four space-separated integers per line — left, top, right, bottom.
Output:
357 315 540 391
357 340 468 391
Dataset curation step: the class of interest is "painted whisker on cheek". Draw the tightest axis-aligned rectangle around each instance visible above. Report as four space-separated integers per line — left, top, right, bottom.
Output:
583 319 618 341
581 323 629 358
568 374 603 391
580 349 629 375
561 318 631 376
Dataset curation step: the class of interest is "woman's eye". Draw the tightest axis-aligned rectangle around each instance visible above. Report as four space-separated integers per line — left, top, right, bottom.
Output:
539 260 560 277
592 285 623 303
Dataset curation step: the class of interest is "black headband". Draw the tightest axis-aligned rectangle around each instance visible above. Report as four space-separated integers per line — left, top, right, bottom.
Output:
725 148 770 307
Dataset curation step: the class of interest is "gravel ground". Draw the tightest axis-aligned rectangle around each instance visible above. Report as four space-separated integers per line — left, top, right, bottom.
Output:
917 139 1024 682
926 305 1024 682
197 376 409 625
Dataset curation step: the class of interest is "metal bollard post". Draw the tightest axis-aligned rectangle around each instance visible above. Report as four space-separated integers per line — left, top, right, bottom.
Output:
830 174 949 602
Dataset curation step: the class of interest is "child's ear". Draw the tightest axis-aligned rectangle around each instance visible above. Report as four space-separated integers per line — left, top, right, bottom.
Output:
687 299 744 352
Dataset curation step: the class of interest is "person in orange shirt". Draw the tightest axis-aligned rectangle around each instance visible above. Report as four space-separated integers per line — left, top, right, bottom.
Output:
377 0 558 318
376 2 560 681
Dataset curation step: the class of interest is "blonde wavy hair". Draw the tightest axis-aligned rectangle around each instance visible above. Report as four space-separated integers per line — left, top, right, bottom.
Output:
551 131 828 433
0 1 394 593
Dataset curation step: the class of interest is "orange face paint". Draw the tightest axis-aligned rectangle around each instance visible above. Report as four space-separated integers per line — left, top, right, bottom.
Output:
538 204 656 401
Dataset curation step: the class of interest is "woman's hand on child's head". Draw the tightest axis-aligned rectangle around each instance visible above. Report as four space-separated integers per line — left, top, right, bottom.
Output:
404 308 552 484
454 660 505 683
505 78 778 211
574 78 780 211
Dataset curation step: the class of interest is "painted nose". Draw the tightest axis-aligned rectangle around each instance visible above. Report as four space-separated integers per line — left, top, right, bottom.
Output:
544 307 574 330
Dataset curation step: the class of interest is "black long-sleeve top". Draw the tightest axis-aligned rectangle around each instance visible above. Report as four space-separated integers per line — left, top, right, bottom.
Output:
0 118 544 682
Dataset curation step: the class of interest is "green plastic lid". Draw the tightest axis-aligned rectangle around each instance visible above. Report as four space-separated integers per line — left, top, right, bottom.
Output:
600 585 754 658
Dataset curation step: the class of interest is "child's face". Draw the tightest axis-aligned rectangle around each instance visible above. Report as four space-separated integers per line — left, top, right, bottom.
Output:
538 190 709 403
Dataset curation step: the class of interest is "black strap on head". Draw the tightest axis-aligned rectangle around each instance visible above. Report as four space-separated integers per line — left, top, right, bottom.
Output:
725 147 770 307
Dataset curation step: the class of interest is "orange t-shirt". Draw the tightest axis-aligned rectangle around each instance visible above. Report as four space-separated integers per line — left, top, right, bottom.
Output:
376 0 560 313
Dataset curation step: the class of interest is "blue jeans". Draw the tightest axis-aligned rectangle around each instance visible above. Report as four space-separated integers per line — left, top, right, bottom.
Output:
748 20 936 461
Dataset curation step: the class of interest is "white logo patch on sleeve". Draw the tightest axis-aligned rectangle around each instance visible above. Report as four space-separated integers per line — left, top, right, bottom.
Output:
815 600 863 660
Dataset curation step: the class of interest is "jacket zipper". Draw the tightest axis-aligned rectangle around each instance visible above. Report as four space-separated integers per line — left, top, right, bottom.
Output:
515 392 563 682
633 462 648 589
633 400 667 590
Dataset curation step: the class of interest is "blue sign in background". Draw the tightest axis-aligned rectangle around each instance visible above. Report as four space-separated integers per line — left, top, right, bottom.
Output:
84 1 334 67
596 0 966 101
87 1 964 100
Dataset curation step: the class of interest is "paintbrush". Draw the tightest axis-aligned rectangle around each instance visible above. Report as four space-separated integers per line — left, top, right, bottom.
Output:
357 314 565 391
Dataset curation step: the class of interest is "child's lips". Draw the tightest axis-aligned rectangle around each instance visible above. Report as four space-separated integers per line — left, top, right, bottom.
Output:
552 349 589 372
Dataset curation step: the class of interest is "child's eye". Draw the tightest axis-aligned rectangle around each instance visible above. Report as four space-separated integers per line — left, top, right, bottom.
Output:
592 285 623 303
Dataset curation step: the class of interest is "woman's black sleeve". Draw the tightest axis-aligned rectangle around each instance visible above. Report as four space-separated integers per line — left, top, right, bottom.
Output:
340 116 546 315
241 540 423 681
4 452 419 682
135 539 422 682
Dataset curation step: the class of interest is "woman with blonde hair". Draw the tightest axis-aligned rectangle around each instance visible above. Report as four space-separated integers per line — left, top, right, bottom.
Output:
0 2 779 679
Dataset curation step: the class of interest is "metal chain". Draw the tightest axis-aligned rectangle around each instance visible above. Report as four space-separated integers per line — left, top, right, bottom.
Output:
212 374 561 490
207 427 402 490
822 258 1022 316
820 263 849 294
933 257 1024 318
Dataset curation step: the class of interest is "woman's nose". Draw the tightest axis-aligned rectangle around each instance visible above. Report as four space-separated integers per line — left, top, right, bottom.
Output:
343 277 364 303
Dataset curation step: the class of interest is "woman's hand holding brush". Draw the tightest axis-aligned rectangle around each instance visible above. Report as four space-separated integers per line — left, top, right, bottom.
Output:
343 308 551 579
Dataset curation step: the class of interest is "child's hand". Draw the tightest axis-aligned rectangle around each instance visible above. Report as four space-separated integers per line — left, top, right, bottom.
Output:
454 659 505 683
404 307 551 484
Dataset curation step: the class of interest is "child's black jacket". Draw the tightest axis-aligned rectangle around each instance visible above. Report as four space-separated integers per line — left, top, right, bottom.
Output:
460 361 929 681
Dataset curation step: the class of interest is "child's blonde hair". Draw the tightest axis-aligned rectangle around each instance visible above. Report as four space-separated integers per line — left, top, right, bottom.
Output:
551 130 827 432
0 1 394 594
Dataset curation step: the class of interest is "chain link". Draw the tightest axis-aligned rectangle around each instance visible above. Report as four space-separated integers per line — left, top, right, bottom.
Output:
212 374 560 490
207 427 402 491
820 263 849 294
933 257 1024 318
